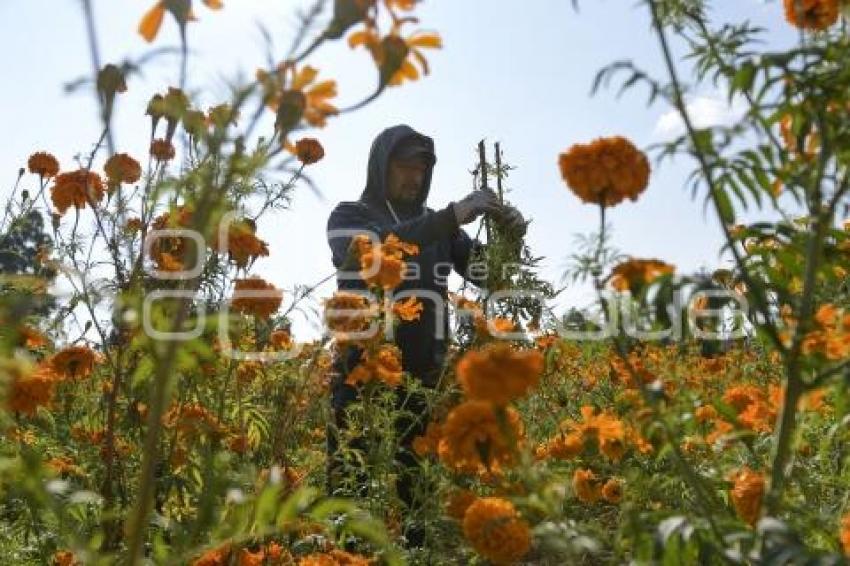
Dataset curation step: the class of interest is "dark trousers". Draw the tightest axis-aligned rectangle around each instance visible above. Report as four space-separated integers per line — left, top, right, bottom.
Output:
326 381 432 514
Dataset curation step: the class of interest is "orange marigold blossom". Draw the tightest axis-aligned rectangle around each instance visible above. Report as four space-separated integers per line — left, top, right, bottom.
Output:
345 343 403 388
324 291 378 344
354 233 418 289
462 497 531 565
139 0 223 43
257 62 338 128
230 277 283 319
559 136 650 207
150 138 176 161
209 219 269 268
783 0 839 30
446 488 477 520
391 296 423 322
52 550 80 566
27 152 60 178
609 258 675 294
294 137 325 165
297 549 371 566
6 361 58 415
456 342 543 405
729 467 765 526
573 468 602 503
561 405 627 461
48 345 99 380
103 153 142 189
840 513 850 556
437 400 524 474
190 542 231 566
602 478 623 503
412 421 442 456
348 24 442 87
50 169 105 215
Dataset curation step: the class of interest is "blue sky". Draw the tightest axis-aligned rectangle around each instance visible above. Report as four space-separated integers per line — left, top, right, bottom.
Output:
0 0 798 338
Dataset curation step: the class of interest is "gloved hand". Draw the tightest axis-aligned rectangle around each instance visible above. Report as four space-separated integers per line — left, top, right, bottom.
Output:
495 204 527 236
451 187 501 225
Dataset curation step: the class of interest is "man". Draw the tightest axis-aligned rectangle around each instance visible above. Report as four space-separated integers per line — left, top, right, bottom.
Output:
324 124 525 543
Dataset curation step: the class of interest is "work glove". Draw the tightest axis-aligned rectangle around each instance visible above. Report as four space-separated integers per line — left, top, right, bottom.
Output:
494 204 527 236
451 187 501 225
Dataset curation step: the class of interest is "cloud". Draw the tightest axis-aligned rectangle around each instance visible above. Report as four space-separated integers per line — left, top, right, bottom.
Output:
654 90 748 139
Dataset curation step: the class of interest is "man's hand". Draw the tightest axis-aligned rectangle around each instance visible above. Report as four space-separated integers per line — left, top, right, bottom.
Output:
452 188 501 225
495 204 527 236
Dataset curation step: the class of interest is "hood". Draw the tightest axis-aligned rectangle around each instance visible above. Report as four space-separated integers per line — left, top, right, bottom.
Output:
359 124 436 216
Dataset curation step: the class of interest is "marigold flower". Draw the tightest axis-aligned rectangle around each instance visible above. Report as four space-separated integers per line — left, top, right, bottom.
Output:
52 550 80 566
269 329 292 350
783 0 839 30
559 136 650 207
392 296 423 322
48 346 99 380
840 513 850 556
462 497 531 565
50 169 105 215
412 421 442 456
6 361 57 416
294 138 325 165
534 431 583 461
446 488 477 520
730 467 764 526
348 25 442 87
602 478 623 503
345 344 404 388
257 63 338 129
150 138 176 162
561 405 627 461
356 233 418 290
456 342 543 405
298 550 371 566
609 258 675 294
573 468 602 503
104 153 142 189
231 277 283 319
209 219 269 268
139 0 223 43
27 152 60 178
437 400 524 474
191 542 231 566
324 291 378 343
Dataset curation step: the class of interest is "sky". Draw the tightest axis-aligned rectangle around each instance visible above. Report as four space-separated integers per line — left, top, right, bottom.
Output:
0 0 800 339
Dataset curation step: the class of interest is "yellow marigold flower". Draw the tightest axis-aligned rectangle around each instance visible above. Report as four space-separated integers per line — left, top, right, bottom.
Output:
456 342 543 406
139 0 223 43
573 468 602 503
345 344 404 388
150 138 176 162
48 345 99 380
103 153 142 189
231 277 283 319
294 137 325 165
462 497 531 564
50 169 105 215
5 361 57 416
609 257 675 294
446 488 477 521
437 400 524 474
840 513 850 556
324 291 378 343
602 478 623 504
558 136 650 207
356 233 418 290
27 152 60 178
783 0 839 30
730 466 764 526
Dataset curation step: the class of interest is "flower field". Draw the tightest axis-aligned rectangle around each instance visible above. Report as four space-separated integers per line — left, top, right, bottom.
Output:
4 0 850 564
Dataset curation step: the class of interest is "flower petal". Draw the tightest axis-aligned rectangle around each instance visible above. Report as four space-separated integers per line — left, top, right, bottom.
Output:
307 80 338 100
203 0 224 9
138 3 166 43
347 29 375 49
407 32 442 49
291 66 319 90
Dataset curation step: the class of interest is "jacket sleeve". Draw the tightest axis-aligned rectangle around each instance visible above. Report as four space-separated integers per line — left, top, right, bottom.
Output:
450 227 488 288
327 201 459 273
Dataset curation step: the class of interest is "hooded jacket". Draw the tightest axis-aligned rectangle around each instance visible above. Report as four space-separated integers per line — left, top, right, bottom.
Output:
326 124 484 406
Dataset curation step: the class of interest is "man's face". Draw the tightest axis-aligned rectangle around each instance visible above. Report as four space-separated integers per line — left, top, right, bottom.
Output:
386 157 429 204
